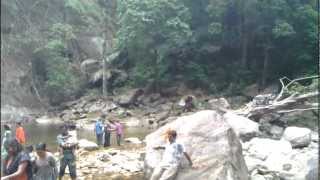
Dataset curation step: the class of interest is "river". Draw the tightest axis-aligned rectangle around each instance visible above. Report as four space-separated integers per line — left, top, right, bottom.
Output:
1 122 152 152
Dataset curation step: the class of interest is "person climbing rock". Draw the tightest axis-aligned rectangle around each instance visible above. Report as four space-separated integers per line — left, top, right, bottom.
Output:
183 96 194 112
151 129 193 180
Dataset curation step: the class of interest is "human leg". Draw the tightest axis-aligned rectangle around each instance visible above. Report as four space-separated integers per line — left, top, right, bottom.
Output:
59 158 67 180
159 166 179 180
150 166 165 180
116 134 121 146
104 132 111 147
67 158 77 180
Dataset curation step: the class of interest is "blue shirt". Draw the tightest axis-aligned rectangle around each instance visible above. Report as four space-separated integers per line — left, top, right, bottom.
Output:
95 120 103 135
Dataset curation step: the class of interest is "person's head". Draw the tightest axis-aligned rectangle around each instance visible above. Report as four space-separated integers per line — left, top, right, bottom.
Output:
6 138 23 156
101 114 106 119
25 145 34 153
4 124 10 131
16 122 22 127
62 127 69 136
35 143 47 158
165 129 177 143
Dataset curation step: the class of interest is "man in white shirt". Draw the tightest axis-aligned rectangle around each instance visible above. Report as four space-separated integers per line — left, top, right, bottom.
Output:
151 130 193 180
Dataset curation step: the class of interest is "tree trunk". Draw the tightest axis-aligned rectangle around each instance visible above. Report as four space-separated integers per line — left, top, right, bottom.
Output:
102 36 107 97
239 7 248 68
261 46 270 89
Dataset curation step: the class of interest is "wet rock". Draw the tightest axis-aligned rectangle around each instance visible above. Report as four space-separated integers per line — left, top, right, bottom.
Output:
282 126 311 148
224 112 259 141
145 110 249 180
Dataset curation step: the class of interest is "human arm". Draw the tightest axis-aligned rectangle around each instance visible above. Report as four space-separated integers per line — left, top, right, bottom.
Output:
153 146 165 150
184 152 193 167
1 162 28 180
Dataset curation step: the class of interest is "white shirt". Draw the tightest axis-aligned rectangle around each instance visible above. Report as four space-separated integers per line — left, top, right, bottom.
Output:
160 142 185 167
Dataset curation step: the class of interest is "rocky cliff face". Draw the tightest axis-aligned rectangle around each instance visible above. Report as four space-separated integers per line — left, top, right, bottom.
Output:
1 53 45 120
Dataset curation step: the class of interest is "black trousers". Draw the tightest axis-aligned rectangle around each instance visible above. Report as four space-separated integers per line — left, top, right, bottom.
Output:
104 132 111 147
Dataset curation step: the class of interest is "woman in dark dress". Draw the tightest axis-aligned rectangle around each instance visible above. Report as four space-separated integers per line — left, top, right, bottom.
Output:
1 138 33 180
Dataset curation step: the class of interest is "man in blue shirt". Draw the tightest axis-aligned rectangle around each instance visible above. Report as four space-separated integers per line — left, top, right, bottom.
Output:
94 115 105 146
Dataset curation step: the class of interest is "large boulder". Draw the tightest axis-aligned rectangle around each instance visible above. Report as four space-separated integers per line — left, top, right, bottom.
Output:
208 98 231 110
282 127 311 148
245 138 292 161
144 110 249 180
78 139 99 151
224 112 259 141
80 59 101 75
117 89 144 107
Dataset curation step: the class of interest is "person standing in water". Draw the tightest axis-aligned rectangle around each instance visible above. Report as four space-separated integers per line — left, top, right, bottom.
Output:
94 115 104 146
114 120 124 146
151 129 193 180
104 120 115 147
33 143 58 180
15 122 26 145
57 128 77 180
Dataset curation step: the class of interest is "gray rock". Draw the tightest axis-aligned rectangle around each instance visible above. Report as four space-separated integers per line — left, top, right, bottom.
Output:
80 59 101 74
224 112 259 141
270 125 284 138
78 139 98 151
208 98 230 110
282 126 311 148
246 138 292 161
144 110 249 180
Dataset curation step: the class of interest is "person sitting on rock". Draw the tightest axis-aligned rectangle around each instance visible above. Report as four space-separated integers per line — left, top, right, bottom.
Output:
151 129 193 180
183 96 194 112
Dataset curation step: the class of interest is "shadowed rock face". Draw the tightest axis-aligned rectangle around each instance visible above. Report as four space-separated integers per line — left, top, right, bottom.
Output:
144 110 249 180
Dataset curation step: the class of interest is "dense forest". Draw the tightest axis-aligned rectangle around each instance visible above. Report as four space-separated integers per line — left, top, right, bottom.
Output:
1 0 318 106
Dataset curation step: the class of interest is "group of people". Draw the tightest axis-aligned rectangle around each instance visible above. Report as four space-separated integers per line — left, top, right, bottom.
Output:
1 119 193 180
94 114 124 147
1 122 58 180
1 122 77 180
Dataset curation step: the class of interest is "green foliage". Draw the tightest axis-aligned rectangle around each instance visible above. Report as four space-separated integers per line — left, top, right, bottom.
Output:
272 20 295 38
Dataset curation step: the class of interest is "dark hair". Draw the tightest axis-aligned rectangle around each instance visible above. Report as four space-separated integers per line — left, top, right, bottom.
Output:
25 145 34 153
62 129 68 136
7 138 23 155
17 122 22 126
4 124 10 130
35 143 46 151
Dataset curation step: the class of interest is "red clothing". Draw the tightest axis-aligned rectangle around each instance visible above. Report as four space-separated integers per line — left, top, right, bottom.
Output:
16 127 26 144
